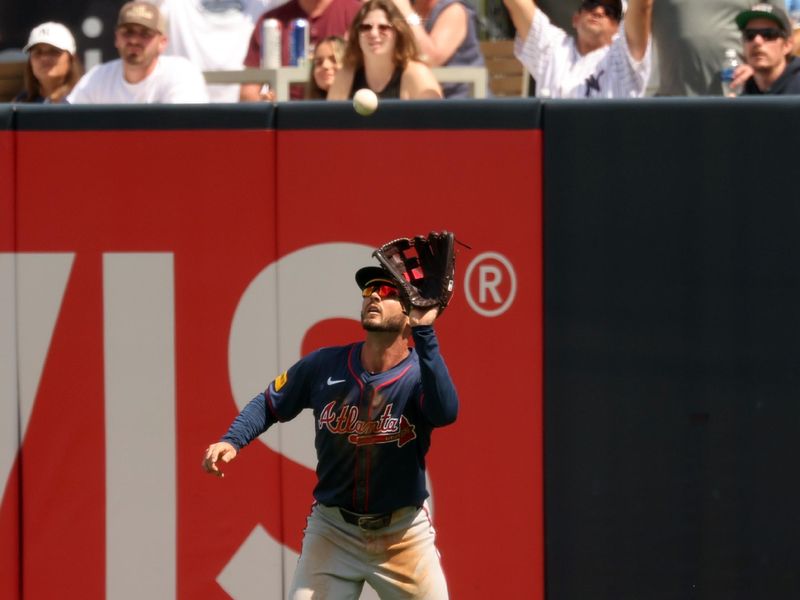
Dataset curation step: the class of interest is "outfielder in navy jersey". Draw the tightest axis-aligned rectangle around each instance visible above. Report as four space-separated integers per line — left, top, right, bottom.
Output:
203 265 459 599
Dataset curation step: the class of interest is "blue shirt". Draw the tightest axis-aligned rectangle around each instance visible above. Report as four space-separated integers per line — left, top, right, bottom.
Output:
222 325 459 514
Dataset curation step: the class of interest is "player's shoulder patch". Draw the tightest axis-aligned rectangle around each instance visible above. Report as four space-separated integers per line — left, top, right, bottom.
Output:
273 370 288 392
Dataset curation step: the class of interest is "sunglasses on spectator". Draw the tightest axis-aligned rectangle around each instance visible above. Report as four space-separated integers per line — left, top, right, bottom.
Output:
361 284 400 299
580 0 621 21
742 27 786 42
358 23 394 35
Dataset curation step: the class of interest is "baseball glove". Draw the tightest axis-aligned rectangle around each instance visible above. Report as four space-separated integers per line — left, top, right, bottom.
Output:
373 231 456 313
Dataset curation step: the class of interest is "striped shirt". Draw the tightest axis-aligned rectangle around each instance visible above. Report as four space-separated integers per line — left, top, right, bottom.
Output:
514 8 651 98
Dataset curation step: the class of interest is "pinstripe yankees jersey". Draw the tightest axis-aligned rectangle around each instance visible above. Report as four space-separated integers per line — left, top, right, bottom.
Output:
221 325 459 514
514 8 651 98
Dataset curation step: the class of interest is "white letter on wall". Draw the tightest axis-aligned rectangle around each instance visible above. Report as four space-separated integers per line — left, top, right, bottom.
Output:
0 253 74 499
103 253 175 600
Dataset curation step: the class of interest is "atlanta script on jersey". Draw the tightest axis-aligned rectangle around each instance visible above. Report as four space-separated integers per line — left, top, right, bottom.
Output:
222 325 459 514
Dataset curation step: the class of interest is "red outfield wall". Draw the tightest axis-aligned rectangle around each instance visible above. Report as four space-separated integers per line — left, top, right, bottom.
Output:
0 102 543 599
0 107 19 600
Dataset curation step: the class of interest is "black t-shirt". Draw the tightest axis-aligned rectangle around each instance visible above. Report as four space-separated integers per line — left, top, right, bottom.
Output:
350 66 402 99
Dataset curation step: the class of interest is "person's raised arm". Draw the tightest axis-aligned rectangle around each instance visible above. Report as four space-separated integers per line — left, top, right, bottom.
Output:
409 310 458 427
502 0 536 42
392 0 468 66
623 0 653 62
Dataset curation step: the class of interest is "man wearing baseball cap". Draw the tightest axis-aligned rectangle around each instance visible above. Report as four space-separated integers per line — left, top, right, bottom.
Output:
501 0 652 97
67 1 208 103
735 3 800 94
203 260 458 598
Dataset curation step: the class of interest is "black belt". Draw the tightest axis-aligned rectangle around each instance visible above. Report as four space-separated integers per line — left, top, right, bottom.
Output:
339 507 393 530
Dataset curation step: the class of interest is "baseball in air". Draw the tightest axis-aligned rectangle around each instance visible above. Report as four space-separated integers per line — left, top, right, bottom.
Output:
353 88 378 116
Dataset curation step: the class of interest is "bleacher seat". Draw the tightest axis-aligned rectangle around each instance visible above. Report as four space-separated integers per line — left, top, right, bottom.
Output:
480 40 528 97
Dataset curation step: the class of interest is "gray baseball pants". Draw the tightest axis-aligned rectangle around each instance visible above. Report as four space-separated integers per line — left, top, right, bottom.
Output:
288 502 449 599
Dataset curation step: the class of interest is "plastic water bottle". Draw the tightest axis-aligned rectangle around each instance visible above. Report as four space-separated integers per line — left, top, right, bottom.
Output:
721 48 740 97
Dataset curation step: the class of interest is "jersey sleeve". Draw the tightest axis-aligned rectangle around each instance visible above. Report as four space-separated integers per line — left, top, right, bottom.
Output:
221 392 271 450
411 325 459 427
513 7 567 86
220 352 318 450
605 19 652 98
265 351 319 421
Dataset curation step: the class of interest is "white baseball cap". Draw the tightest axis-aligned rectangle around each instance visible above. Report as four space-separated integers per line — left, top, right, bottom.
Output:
23 22 77 55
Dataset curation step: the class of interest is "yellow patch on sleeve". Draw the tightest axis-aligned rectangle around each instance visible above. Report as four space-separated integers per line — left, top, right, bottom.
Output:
273 371 288 392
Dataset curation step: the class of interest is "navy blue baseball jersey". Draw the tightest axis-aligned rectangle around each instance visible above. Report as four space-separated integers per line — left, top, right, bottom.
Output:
221 325 459 514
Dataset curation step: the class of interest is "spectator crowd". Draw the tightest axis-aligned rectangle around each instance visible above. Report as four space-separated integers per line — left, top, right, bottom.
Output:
10 0 800 104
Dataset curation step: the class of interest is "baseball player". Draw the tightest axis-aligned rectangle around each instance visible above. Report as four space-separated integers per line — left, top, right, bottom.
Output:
502 0 653 97
203 263 459 599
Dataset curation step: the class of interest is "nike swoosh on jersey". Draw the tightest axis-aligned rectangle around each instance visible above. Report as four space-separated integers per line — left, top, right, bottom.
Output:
327 377 346 385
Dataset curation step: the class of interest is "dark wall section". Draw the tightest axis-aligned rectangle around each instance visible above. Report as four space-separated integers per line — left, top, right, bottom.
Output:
542 98 800 600
277 98 541 130
0 105 12 129
13 103 275 130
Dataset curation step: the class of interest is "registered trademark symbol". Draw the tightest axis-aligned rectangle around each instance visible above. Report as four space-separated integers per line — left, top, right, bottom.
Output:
464 252 517 317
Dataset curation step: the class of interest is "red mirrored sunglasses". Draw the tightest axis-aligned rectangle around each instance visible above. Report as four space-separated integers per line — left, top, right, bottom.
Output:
361 283 400 299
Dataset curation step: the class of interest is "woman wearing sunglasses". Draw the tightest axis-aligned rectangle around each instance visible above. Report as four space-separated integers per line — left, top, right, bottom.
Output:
327 0 443 100
14 22 83 104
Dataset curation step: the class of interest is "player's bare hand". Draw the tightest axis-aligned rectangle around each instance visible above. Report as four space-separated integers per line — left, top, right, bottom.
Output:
408 305 439 328
202 442 237 477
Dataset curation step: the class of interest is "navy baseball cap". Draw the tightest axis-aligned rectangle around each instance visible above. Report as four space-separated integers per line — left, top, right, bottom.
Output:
736 3 792 34
355 266 395 289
